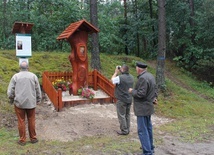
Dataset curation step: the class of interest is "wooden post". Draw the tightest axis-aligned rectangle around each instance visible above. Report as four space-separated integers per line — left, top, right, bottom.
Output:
58 89 63 112
93 69 98 90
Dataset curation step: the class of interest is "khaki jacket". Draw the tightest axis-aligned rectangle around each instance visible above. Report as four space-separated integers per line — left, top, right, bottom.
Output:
7 70 42 109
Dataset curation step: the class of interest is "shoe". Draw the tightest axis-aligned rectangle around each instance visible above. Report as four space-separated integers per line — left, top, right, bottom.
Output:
116 131 129 135
31 139 38 144
140 146 155 153
17 141 26 146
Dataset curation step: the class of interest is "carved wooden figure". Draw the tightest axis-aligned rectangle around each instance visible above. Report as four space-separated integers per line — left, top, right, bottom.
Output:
68 31 88 95
57 20 99 95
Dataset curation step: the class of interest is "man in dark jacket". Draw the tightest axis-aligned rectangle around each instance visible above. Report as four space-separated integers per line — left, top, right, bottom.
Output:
111 64 134 135
129 62 158 155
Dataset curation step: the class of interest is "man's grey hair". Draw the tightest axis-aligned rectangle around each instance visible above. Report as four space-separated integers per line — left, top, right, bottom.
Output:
20 61 29 70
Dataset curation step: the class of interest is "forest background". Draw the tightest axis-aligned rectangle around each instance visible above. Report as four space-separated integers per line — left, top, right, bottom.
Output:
0 1 214 154
0 0 213 85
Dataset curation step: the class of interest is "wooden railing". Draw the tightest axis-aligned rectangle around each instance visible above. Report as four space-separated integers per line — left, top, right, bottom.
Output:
42 71 68 111
42 70 115 111
91 70 116 102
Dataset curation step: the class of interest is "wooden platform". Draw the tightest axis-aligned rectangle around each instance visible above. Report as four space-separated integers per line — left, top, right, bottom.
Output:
62 89 113 107
42 70 115 111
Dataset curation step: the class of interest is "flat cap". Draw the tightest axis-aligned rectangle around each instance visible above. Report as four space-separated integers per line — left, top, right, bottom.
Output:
136 61 147 68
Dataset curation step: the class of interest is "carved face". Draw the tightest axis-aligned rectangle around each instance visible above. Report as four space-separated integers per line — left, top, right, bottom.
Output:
80 46 85 55
77 44 87 61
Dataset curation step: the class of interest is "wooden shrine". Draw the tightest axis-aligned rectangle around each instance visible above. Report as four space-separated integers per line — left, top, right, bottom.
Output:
12 22 34 60
57 19 99 95
12 22 34 34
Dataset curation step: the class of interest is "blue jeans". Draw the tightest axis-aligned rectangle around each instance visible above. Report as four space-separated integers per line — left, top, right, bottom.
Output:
137 116 154 155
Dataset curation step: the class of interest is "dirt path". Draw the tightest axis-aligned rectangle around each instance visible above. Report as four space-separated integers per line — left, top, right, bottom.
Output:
36 99 171 142
155 134 214 155
1 97 213 154
34 98 214 155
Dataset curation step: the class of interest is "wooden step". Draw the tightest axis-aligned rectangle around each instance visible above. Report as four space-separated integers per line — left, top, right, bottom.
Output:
62 89 112 108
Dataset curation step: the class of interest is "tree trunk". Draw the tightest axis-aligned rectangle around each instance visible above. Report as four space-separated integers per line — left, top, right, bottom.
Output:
90 0 101 71
134 0 140 57
189 0 195 27
149 0 157 47
3 0 7 37
156 0 166 91
124 0 128 55
188 0 196 70
189 0 195 43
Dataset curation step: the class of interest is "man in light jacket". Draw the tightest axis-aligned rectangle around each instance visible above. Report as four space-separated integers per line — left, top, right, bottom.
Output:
7 61 42 146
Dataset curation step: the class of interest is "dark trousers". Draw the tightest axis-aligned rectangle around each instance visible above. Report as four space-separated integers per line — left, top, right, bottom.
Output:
116 100 131 134
14 105 37 143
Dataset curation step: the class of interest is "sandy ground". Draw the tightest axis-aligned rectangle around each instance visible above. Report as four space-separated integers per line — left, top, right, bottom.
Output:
34 92 214 155
36 100 170 142
1 91 213 155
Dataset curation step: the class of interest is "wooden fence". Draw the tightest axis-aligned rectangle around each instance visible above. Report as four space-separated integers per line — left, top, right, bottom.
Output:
42 70 115 111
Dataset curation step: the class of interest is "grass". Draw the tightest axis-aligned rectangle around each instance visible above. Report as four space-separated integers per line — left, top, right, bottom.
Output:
0 127 141 155
0 49 214 154
156 62 214 142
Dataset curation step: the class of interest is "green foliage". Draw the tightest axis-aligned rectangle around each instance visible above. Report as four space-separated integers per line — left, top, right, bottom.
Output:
0 0 213 69
155 60 214 141
30 0 86 51
0 0 159 57
166 0 214 84
99 53 143 79
0 0 86 51
98 1 124 54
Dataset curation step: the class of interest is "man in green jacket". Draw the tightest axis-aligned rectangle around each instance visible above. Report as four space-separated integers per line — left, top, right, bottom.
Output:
129 62 158 155
7 61 42 146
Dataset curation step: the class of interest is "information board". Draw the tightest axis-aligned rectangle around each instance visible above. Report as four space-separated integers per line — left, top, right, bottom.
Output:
16 34 32 57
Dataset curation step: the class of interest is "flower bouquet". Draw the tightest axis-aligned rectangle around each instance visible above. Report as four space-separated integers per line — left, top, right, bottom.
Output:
52 78 72 92
77 87 95 99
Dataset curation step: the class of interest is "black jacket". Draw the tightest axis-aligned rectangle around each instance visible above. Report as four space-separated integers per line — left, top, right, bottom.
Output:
115 73 134 104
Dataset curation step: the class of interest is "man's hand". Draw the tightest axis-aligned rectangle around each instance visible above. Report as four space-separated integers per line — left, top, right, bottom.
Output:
9 98 14 104
128 88 133 93
153 98 158 105
114 66 120 74
111 67 121 81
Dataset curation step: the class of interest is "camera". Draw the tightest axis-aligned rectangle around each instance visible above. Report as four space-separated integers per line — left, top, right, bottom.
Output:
117 65 121 70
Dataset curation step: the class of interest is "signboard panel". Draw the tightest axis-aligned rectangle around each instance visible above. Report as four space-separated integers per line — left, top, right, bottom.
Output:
16 34 32 57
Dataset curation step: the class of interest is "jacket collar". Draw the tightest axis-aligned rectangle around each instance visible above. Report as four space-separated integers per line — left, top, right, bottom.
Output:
137 70 146 78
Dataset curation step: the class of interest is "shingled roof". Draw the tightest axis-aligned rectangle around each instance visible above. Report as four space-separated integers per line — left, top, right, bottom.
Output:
12 22 34 34
57 19 99 40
